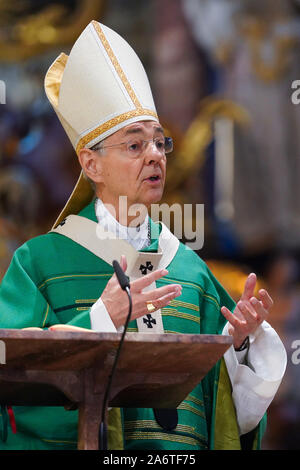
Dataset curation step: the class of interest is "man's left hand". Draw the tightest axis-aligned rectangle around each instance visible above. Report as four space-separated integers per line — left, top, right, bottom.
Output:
221 273 273 349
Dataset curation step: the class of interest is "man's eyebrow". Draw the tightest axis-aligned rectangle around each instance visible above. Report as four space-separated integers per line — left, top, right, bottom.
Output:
124 126 164 136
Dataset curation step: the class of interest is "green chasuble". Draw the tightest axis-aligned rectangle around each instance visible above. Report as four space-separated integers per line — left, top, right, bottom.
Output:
0 200 266 450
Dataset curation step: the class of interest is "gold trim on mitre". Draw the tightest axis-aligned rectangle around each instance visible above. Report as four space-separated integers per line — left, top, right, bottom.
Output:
92 20 141 109
45 52 79 147
44 52 68 108
75 108 158 154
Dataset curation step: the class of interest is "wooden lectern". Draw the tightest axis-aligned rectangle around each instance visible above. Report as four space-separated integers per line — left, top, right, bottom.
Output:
0 329 232 449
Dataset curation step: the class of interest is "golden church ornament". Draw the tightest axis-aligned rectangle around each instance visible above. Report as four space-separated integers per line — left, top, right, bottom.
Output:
239 17 298 83
0 0 106 61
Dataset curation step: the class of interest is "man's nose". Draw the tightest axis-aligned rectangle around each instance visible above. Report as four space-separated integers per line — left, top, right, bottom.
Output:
144 140 165 164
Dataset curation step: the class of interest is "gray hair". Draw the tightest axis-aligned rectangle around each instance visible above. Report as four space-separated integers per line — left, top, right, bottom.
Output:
90 140 105 153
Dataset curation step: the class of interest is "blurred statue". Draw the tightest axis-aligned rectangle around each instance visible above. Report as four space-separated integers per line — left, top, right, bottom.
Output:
182 0 300 255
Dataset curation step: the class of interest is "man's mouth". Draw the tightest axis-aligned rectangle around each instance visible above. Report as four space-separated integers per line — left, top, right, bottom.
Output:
142 174 163 186
144 173 161 181
147 175 160 181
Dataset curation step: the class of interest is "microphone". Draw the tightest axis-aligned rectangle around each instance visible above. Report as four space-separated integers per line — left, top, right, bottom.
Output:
112 259 130 291
98 259 132 450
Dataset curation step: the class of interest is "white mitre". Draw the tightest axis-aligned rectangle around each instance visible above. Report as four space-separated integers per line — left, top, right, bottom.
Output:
44 20 159 227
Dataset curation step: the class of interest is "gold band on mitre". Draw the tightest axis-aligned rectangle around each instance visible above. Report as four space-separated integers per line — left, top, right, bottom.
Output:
75 108 158 154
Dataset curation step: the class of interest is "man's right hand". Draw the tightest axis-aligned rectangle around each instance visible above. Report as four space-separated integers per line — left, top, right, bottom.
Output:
101 255 182 329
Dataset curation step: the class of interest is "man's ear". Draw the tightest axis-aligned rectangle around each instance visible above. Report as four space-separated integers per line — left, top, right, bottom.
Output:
78 148 103 183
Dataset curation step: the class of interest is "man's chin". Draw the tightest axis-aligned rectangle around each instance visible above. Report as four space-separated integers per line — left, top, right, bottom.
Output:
128 187 164 211
143 192 164 208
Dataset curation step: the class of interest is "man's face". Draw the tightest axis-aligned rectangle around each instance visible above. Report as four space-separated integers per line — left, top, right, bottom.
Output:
95 120 167 212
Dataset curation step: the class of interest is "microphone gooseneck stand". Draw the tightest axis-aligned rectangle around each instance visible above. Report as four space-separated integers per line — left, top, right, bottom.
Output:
99 260 132 450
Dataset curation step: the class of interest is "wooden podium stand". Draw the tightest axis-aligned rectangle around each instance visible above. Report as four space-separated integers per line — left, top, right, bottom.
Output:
0 329 232 450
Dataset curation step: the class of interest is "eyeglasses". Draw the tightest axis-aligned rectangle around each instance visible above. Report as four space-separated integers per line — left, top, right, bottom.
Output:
92 136 173 158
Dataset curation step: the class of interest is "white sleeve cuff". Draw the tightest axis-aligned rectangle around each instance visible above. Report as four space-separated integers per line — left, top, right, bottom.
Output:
233 343 248 364
222 321 287 435
90 298 117 332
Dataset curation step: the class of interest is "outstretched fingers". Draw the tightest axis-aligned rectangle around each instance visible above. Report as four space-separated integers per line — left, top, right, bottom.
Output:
257 289 273 311
146 283 181 300
241 273 257 301
131 268 169 292
221 306 241 329
131 283 182 318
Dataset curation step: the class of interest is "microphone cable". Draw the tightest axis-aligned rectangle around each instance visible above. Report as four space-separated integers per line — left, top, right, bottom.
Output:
98 260 132 450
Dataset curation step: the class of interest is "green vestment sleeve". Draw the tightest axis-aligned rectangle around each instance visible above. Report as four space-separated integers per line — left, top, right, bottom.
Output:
0 242 92 330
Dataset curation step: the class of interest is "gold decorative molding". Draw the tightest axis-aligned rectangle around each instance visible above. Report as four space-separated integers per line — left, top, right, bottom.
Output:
239 16 298 83
164 96 250 196
0 0 106 61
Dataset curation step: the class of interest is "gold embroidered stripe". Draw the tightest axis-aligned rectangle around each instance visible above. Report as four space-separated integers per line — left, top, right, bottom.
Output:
160 278 220 309
124 420 207 442
38 273 111 290
125 419 184 430
41 438 77 444
161 308 200 324
76 299 97 304
203 293 220 309
177 402 206 419
169 299 199 312
124 419 163 429
92 21 141 109
75 108 158 153
124 431 200 448
160 278 205 293
42 303 50 328
186 394 204 407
